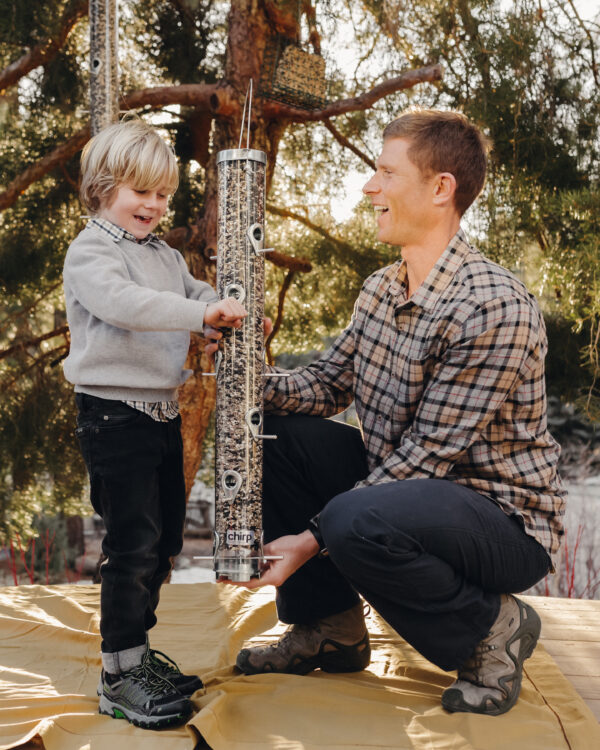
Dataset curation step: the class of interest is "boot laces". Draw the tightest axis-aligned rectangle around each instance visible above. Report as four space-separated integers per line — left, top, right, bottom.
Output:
124 659 177 697
148 647 181 675
275 623 319 657
459 634 499 685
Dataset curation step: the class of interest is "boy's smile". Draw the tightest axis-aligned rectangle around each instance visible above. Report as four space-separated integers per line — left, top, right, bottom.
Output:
98 183 170 239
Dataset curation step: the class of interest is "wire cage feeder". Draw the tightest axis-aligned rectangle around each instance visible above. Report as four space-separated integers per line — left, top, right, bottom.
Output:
260 35 327 110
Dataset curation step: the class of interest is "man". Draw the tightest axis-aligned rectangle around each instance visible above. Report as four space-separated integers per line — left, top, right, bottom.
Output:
218 110 566 716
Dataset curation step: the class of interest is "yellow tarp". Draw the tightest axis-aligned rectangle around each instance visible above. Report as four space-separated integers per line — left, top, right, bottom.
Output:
0 584 598 750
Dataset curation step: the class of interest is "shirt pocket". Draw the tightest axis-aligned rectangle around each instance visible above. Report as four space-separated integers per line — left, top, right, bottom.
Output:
389 334 433 402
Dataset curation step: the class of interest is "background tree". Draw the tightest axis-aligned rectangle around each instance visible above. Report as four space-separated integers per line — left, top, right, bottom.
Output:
0 0 598 543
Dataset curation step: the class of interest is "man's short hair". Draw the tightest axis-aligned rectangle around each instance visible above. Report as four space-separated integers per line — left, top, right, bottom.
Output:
79 117 179 214
383 110 490 216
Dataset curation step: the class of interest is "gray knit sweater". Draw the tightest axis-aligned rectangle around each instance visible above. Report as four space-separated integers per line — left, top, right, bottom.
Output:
62 223 218 401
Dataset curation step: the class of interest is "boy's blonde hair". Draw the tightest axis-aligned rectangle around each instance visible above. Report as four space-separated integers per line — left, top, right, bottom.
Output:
79 117 179 213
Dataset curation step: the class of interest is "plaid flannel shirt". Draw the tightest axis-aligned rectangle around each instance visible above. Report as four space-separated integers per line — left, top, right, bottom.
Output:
86 217 179 422
264 229 566 559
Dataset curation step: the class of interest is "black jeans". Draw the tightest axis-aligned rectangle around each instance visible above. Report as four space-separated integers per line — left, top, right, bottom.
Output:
263 414 551 671
75 394 186 654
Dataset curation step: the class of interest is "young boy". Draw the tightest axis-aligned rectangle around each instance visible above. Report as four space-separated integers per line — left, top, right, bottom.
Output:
62 118 246 729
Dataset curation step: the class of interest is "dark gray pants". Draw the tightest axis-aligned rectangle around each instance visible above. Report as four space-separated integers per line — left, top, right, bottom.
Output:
262 414 551 671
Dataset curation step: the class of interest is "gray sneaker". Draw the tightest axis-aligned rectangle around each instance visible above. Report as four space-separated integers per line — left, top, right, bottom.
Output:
98 652 193 729
236 603 370 676
442 594 542 716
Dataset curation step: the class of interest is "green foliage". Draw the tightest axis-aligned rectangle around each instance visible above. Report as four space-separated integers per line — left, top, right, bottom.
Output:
31 513 81 581
266 202 398 356
0 284 88 541
544 316 593 404
0 181 81 292
38 47 87 112
0 0 220 538
133 0 225 84
0 0 599 531
0 513 82 584
358 0 600 416
536 189 600 417
0 0 73 60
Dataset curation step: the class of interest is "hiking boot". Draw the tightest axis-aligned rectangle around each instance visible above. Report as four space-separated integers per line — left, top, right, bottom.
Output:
147 647 204 697
236 602 370 676
98 652 193 729
441 594 542 716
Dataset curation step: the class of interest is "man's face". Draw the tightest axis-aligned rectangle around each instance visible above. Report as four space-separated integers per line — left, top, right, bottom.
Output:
363 138 435 247
98 183 170 239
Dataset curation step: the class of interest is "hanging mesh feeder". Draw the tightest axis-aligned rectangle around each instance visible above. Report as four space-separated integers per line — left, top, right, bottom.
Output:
260 35 327 110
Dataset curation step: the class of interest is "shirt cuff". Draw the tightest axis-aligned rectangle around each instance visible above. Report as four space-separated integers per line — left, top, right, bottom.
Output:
307 514 329 558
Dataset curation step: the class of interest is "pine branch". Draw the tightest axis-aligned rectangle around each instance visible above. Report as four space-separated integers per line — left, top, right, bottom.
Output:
60 162 78 191
267 203 354 254
0 281 62 337
304 1 322 55
564 0 599 86
267 250 312 273
0 325 69 361
323 119 376 170
161 222 312 273
352 29 382 91
455 0 492 93
260 64 444 122
0 66 441 214
0 83 223 214
0 0 88 93
265 270 296 365
2 343 69 393
0 126 90 212
121 82 222 111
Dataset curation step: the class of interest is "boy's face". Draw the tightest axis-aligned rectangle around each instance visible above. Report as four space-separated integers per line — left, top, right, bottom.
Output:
98 183 170 239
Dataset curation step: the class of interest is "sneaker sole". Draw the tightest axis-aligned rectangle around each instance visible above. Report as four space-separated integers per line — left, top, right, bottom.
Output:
98 694 192 729
236 632 371 676
442 598 542 716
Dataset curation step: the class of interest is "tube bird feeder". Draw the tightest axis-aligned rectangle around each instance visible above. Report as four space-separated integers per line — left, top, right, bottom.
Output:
89 0 119 135
211 146 275 581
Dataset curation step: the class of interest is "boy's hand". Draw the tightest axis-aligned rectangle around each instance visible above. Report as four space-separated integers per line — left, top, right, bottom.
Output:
204 298 247 329
203 325 222 359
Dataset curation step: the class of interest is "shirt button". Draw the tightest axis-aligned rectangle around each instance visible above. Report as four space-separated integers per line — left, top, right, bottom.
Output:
103 415 109 420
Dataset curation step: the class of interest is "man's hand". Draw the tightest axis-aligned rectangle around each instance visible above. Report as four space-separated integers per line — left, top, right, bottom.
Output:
204 316 273 359
219 530 319 590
